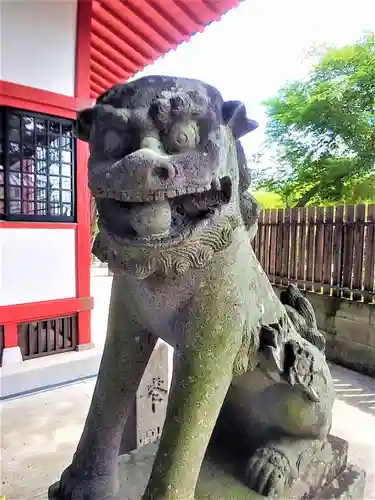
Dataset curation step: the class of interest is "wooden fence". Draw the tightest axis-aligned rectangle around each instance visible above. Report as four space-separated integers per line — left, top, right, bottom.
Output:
251 204 375 303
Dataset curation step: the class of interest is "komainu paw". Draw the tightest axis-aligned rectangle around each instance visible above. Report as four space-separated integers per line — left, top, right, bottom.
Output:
244 447 294 496
48 465 118 500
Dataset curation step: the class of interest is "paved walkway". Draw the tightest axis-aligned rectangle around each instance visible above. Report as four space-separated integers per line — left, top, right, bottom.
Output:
1 271 375 499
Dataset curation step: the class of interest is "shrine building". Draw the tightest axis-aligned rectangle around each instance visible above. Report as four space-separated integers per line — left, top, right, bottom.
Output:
0 0 240 373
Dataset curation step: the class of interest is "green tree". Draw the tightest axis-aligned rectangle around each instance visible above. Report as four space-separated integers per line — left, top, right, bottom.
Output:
262 32 375 206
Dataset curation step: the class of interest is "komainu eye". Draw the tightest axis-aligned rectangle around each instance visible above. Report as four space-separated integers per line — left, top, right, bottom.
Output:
168 122 199 152
102 125 140 158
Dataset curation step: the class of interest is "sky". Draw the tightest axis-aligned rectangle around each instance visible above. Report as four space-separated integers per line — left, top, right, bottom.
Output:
135 0 375 155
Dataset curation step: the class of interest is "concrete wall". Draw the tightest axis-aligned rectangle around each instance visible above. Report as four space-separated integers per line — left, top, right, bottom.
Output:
273 286 375 377
1 0 77 95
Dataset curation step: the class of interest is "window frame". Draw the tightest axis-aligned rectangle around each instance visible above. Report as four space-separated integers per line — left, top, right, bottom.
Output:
0 106 76 223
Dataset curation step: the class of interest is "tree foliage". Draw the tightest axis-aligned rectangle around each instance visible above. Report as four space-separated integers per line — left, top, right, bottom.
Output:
262 32 375 206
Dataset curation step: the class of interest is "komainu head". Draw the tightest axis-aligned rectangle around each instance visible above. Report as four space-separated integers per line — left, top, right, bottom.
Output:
77 76 259 275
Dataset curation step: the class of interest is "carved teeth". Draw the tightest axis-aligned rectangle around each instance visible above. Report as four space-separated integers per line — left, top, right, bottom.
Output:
105 179 227 204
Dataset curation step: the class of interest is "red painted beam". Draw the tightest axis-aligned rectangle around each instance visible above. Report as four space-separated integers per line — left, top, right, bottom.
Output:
90 90 100 100
90 60 121 88
75 0 93 100
0 81 78 118
150 0 202 34
91 27 140 74
0 222 77 230
0 297 93 325
92 2 158 63
104 0 174 53
181 1 220 25
90 81 107 98
91 46 130 81
206 0 240 13
91 72 113 93
128 0 189 44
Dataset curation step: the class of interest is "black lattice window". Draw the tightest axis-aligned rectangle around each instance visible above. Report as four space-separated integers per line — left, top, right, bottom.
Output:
0 107 75 222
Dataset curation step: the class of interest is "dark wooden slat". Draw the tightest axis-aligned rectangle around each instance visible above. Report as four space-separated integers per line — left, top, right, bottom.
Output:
305 207 316 292
332 206 344 298
364 204 375 303
53 318 60 351
46 319 54 351
269 209 278 283
289 208 299 282
342 205 355 299
16 315 78 360
263 209 271 276
17 324 26 358
314 207 325 293
352 204 366 301
258 210 266 271
297 207 308 290
266 275 372 296
62 317 67 349
322 206 334 294
63 317 71 348
274 208 284 285
252 217 259 258
281 208 291 286
71 316 78 348
255 203 372 303
28 324 36 356
37 321 44 354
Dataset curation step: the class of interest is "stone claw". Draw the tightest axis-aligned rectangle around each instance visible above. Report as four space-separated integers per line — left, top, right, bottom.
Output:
244 447 292 496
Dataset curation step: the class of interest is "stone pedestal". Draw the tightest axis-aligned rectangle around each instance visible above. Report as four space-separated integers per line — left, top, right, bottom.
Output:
116 436 365 500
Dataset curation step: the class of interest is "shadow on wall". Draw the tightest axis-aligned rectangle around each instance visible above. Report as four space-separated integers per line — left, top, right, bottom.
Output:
330 362 375 416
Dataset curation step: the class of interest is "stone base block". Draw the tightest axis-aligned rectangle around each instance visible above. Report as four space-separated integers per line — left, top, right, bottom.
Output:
1 346 23 366
75 341 96 352
116 435 365 499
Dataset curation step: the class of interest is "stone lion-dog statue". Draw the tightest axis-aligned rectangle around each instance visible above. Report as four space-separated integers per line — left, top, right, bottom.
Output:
49 76 334 500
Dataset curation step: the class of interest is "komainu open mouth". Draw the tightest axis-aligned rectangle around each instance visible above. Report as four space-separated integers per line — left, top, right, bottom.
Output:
97 176 232 244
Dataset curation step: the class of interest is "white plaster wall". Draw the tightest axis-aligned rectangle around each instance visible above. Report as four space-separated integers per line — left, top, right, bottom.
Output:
0 228 76 306
1 0 77 96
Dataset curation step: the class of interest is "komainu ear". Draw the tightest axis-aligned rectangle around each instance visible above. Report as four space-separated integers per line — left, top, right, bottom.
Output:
222 100 258 139
76 107 94 142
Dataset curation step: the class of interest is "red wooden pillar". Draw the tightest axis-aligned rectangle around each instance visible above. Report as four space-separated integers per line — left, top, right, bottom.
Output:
3 323 18 349
75 0 94 347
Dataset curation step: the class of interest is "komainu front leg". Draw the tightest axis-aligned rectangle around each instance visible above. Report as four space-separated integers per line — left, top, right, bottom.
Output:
142 294 244 500
49 275 157 500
